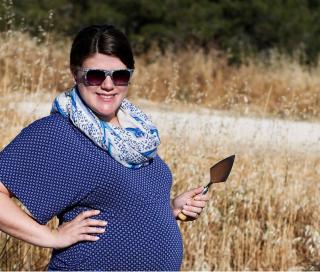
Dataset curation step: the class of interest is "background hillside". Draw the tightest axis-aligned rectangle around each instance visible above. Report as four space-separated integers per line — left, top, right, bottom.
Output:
2 0 320 63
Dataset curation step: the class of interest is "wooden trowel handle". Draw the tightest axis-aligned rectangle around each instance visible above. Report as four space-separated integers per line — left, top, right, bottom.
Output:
177 212 188 221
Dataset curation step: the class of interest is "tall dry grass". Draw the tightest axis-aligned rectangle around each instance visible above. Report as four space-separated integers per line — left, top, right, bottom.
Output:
0 31 319 270
132 47 320 122
160 135 320 270
0 31 71 97
0 31 319 122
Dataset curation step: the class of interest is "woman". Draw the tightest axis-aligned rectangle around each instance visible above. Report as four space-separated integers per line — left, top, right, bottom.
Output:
0 25 209 270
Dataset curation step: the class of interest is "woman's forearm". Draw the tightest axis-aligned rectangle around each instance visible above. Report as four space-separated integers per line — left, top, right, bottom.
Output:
0 192 56 248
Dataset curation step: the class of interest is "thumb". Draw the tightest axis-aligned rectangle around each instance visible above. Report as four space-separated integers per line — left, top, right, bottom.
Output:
190 186 204 197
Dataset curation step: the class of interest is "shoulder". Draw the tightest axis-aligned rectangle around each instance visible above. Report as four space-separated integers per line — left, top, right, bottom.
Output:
2 114 78 152
21 113 75 139
25 113 71 131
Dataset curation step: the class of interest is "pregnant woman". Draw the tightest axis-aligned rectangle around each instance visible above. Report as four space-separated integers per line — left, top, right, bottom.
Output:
0 24 209 270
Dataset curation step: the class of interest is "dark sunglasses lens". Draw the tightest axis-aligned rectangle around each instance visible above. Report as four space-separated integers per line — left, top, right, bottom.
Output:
112 70 131 85
86 70 106 85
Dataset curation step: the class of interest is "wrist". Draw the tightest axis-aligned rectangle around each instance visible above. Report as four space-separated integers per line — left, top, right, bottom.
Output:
172 208 181 218
170 199 181 218
48 227 62 249
38 225 59 249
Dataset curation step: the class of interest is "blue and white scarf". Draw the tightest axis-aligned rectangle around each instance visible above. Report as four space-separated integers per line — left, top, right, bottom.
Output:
51 87 160 169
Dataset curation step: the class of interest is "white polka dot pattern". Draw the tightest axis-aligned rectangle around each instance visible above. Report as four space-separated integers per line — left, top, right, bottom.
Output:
0 114 183 271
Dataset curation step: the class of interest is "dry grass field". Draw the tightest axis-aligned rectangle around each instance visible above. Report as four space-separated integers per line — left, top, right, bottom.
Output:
0 31 319 270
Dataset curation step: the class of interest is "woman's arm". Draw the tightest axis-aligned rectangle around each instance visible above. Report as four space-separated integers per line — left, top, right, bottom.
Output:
0 181 107 249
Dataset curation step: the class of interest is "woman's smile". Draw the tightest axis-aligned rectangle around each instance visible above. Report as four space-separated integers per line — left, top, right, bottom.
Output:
96 92 118 101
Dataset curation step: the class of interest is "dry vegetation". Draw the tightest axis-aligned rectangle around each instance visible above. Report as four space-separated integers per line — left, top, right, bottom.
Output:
162 136 320 270
1 31 320 122
0 31 319 271
134 48 320 122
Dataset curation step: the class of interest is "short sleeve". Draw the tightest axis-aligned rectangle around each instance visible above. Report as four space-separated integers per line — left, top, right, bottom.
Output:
0 114 95 225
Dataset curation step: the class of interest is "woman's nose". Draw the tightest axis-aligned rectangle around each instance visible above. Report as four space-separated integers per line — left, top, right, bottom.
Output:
101 76 114 90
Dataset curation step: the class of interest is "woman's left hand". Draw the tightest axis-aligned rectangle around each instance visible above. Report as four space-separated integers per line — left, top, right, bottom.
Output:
171 186 209 221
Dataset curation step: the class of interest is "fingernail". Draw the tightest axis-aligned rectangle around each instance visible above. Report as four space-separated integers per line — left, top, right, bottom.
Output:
102 221 108 225
95 237 100 240
95 210 100 214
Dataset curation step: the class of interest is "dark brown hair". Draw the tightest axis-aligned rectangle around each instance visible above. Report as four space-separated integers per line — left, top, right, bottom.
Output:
70 25 134 73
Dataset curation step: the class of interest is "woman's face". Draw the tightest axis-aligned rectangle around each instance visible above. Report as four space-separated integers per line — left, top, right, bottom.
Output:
75 53 129 125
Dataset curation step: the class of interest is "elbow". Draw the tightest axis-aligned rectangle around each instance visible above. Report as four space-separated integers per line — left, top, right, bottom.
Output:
0 182 14 198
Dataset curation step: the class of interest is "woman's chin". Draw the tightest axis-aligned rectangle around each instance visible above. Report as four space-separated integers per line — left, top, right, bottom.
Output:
94 108 119 122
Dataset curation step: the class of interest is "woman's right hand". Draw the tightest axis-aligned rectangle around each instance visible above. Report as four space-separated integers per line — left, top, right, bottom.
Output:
50 210 107 249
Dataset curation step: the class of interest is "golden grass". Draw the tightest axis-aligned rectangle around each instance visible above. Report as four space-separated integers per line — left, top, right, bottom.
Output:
0 31 320 270
131 47 320 122
160 136 320 270
1 31 319 121
0 31 72 96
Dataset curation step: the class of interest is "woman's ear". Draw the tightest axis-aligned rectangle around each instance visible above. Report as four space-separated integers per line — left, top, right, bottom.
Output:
70 68 77 84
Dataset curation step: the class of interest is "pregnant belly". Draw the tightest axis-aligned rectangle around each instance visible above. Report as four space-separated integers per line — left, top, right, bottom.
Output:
49 204 183 271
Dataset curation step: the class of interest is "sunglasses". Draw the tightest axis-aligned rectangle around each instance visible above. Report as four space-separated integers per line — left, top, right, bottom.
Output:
79 68 134 86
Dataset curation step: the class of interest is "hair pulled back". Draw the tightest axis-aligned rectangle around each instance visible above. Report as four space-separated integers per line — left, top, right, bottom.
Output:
70 25 134 72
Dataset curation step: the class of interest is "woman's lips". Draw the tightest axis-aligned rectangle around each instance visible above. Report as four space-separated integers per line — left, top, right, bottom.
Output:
96 93 117 101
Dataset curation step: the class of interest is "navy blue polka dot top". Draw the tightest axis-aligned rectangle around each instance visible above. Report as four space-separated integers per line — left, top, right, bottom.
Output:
0 113 183 271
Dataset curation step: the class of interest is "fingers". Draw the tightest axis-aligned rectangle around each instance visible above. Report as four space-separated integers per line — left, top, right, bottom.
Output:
181 193 210 219
183 204 203 215
76 224 106 242
191 186 205 197
52 210 109 249
182 199 205 219
187 194 209 207
194 194 210 202
79 234 101 242
181 208 200 218
58 210 108 246
187 200 206 208
81 226 106 234
75 210 101 222
81 218 108 227
77 213 108 239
